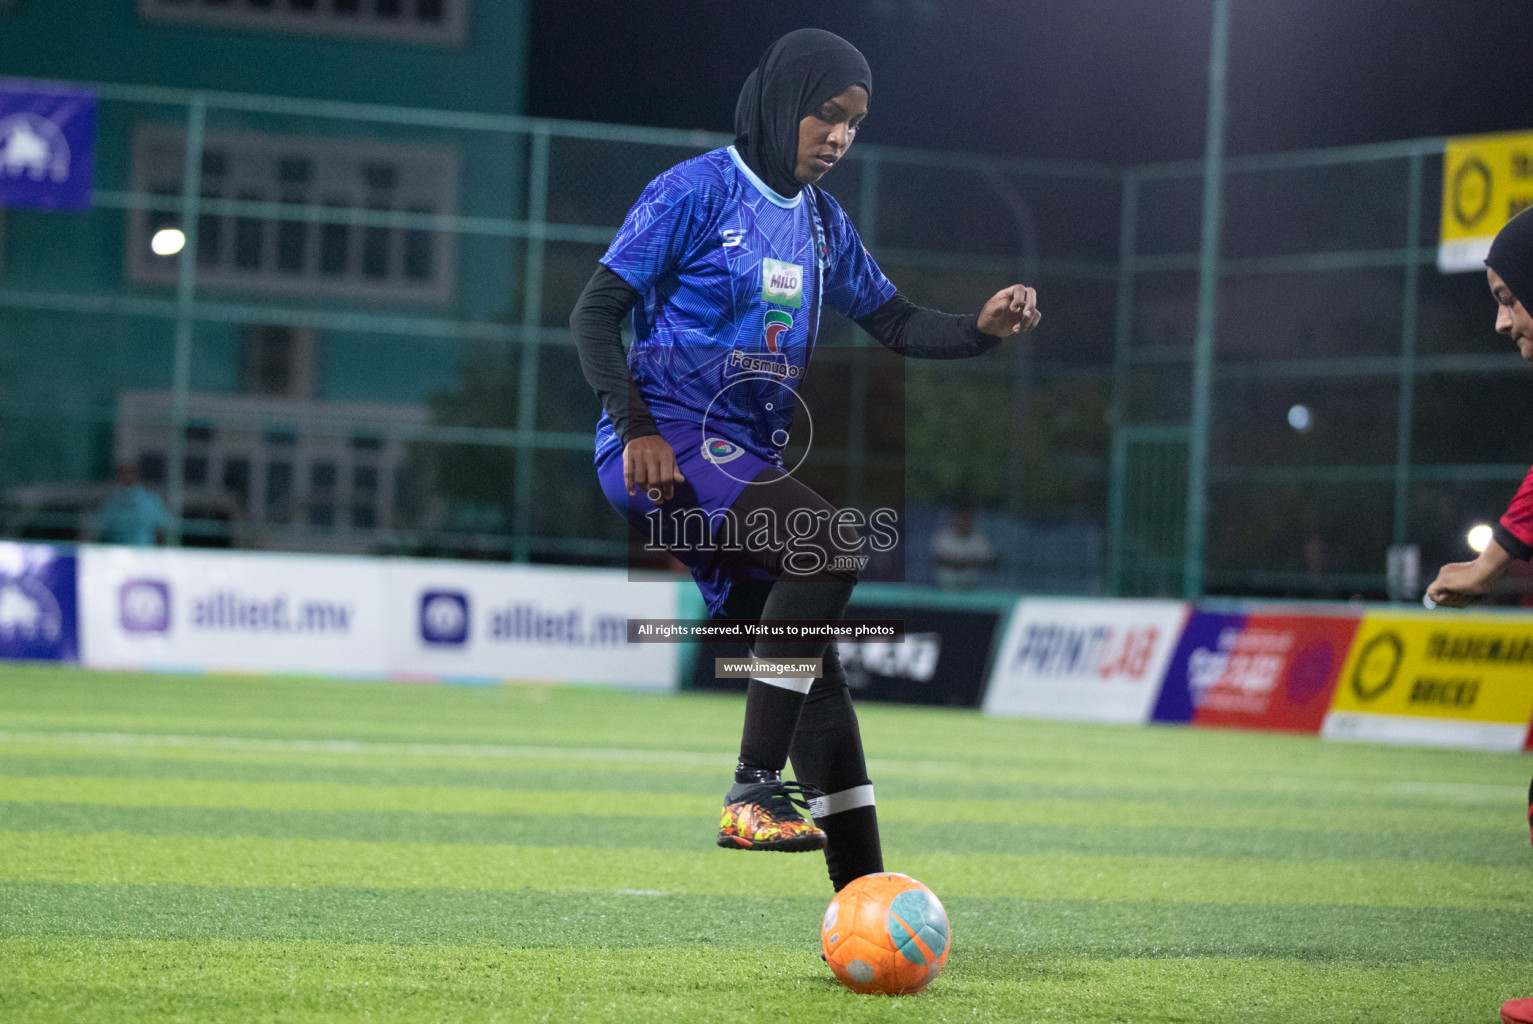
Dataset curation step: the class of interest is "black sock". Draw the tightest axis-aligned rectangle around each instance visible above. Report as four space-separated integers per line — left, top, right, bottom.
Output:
789 663 883 890
735 578 854 775
736 680 804 775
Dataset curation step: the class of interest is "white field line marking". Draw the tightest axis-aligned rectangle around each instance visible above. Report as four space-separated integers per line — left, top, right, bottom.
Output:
0 730 724 767
0 731 1521 803
0 729 971 775
1384 781 1527 802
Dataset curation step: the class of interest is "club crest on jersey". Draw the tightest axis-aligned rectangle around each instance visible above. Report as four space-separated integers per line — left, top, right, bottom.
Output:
764 310 792 352
760 258 804 308
703 437 745 464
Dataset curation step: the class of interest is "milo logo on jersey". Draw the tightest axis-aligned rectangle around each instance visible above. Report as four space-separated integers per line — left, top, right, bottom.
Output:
761 258 804 308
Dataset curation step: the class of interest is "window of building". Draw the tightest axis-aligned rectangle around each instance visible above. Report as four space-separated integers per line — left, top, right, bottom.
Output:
139 451 167 486
128 126 459 304
138 0 467 47
240 325 317 398
223 457 251 509
265 461 294 524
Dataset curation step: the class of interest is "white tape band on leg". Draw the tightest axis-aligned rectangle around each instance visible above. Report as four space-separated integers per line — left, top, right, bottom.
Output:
751 675 816 694
808 784 875 819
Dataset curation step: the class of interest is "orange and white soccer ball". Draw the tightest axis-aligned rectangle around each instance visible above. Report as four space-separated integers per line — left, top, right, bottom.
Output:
821 872 951 995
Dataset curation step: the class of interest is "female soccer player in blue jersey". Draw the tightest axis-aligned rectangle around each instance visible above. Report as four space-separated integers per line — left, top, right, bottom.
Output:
573 28 1040 892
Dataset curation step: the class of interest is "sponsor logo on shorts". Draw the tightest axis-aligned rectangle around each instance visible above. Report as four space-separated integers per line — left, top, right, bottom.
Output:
420 590 470 646
120 579 171 634
764 310 792 352
703 438 745 465
761 258 803 308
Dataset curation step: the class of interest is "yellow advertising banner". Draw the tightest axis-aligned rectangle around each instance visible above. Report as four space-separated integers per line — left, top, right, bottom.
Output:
1324 612 1533 751
1439 130 1533 272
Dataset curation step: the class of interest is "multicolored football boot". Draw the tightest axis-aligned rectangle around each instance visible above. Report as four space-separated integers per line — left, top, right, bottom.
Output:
717 779 826 852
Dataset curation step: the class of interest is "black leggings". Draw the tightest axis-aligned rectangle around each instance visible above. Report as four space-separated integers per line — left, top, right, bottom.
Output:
703 468 883 888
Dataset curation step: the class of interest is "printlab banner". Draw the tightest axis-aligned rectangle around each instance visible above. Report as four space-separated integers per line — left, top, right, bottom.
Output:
386 560 679 690
1152 609 1361 733
0 79 96 211
79 546 389 676
0 542 78 662
982 598 1188 724
1323 611 1533 752
690 602 1002 708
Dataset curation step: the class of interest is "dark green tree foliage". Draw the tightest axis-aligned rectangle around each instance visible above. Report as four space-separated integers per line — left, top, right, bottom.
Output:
421 343 520 529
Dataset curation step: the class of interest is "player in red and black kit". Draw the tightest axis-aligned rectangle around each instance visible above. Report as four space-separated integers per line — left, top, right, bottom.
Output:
1420 207 1533 1024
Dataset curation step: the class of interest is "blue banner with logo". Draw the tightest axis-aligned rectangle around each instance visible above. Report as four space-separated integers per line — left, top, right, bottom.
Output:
0 79 97 211
0 543 79 662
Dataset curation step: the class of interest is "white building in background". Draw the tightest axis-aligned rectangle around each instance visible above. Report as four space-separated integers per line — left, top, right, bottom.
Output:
113 388 429 555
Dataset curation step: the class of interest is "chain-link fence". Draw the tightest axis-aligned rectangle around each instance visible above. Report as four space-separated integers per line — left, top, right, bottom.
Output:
1 83 1527 600
0 83 1121 592
1113 141 1532 602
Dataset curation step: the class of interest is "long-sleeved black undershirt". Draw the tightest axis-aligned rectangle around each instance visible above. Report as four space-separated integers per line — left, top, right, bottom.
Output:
570 264 1002 445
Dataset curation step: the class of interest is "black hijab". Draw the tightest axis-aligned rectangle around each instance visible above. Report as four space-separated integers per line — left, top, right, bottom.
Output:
733 29 871 199
1487 207 1533 310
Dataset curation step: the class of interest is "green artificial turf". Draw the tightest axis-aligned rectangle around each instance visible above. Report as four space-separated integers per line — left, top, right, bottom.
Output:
0 663 1529 1022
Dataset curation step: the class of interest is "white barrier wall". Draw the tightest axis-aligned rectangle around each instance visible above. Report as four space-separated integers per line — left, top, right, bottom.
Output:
79 546 679 689
983 598 1189 723
386 559 678 690
80 546 390 676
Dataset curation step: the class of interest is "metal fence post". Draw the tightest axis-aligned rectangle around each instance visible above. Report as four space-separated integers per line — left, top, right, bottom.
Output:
511 126 550 561
1107 170 1140 595
165 95 207 545
1392 151 1425 545
845 153 880 512
1183 0 1231 599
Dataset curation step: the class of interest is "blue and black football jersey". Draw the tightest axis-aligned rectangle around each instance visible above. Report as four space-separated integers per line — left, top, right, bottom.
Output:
596 146 896 465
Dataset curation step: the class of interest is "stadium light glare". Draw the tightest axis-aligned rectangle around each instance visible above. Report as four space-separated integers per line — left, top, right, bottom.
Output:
1287 404 1312 433
151 228 186 256
1467 524 1494 553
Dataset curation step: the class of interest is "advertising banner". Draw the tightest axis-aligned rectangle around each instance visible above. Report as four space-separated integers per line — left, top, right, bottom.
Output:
982 598 1188 723
385 560 679 690
0 542 78 662
0 79 96 211
1438 130 1533 272
691 602 1002 707
79 546 388 676
1152 609 1361 733
1323 611 1533 752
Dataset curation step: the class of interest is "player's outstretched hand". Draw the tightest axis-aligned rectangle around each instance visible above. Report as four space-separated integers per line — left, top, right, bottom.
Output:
1424 540 1514 608
624 433 686 504
977 284 1041 339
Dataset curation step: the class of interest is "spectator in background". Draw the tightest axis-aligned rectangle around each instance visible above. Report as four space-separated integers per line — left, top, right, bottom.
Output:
930 506 996 590
97 463 170 546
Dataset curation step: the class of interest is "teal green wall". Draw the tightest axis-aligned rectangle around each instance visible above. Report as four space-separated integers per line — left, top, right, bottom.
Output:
0 0 530 494
0 0 529 115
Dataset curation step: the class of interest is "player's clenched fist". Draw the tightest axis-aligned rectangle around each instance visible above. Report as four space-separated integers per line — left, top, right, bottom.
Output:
977 284 1041 338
